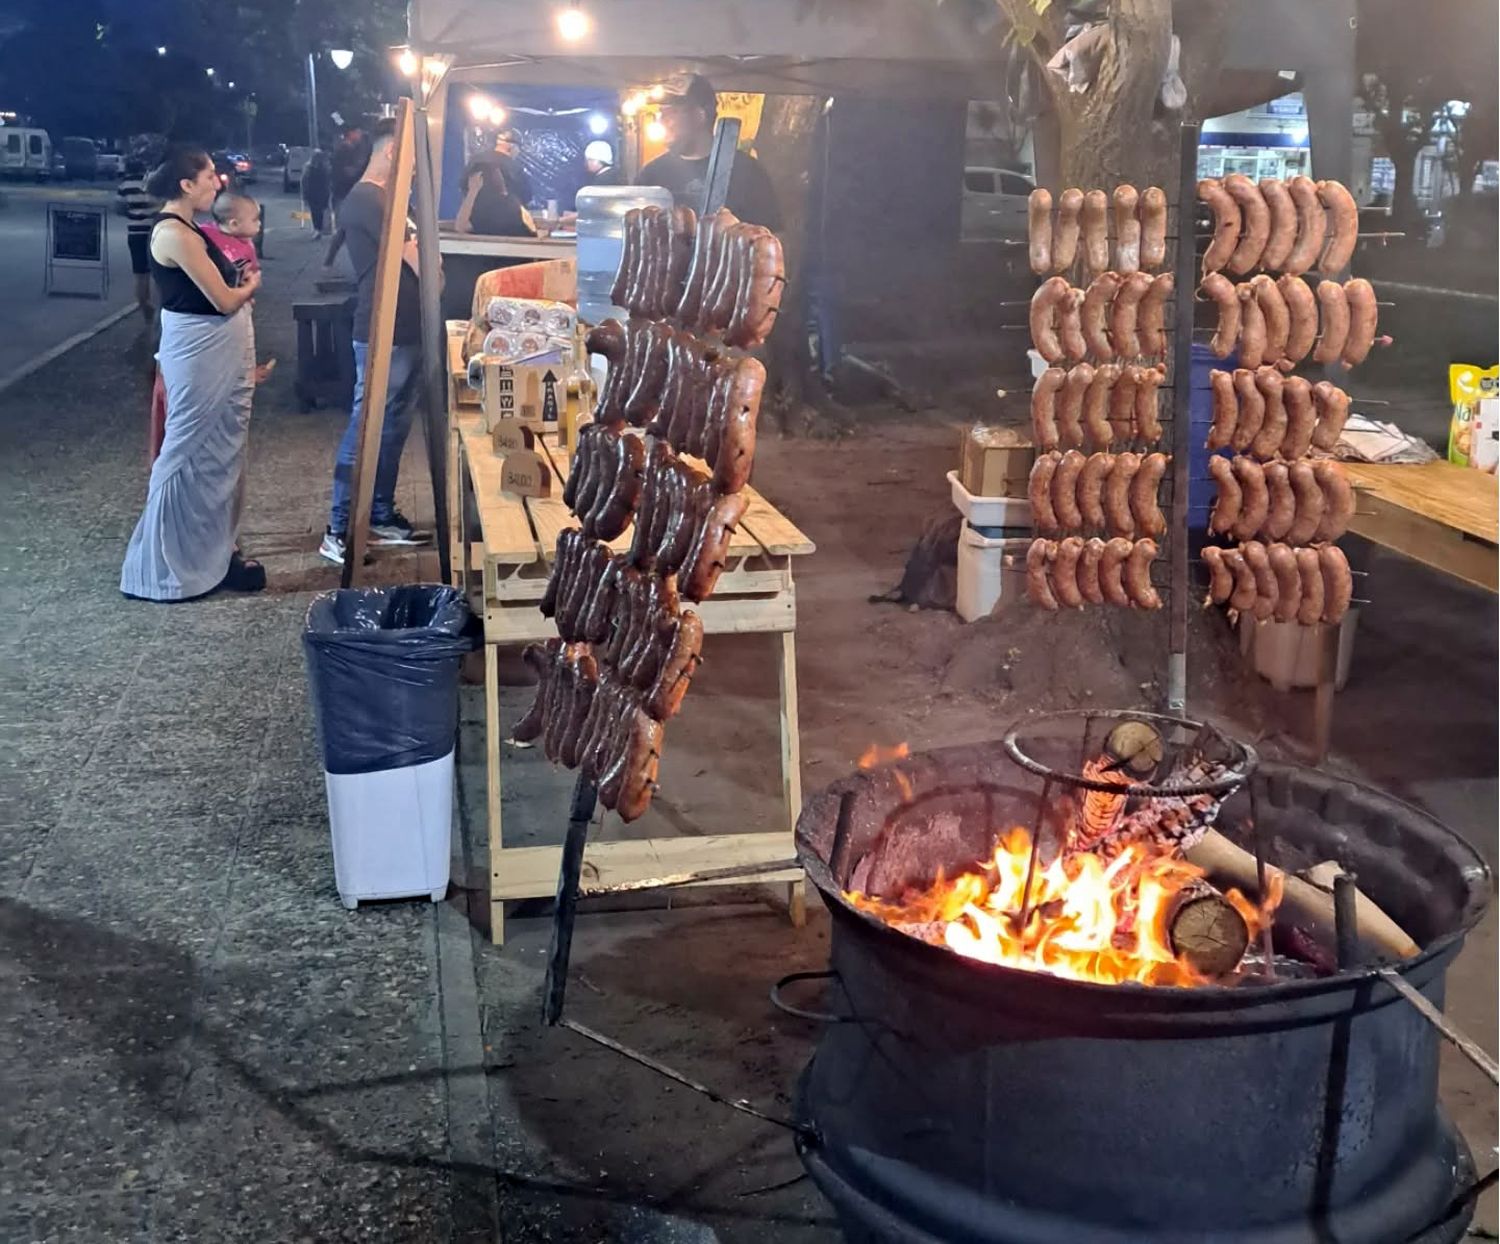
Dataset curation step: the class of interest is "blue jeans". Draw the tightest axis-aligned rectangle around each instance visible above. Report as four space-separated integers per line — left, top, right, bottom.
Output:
328 341 420 533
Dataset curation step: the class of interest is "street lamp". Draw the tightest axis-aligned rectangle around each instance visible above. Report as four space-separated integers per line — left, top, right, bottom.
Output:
206 67 215 76
329 48 354 70
305 48 353 150
156 46 167 56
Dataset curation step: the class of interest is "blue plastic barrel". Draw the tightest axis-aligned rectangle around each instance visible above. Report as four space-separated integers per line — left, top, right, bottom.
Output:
1187 343 1236 530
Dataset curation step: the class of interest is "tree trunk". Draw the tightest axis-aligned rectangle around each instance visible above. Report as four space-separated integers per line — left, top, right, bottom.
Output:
750 94 828 427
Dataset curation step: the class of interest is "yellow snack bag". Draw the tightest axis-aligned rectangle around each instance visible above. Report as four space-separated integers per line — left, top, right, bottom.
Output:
1448 364 1499 469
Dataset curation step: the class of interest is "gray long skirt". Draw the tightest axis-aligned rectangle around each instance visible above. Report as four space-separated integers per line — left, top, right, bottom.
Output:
120 308 255 601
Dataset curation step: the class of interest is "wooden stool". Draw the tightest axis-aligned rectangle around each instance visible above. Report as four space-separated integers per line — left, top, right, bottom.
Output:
292 296 356 412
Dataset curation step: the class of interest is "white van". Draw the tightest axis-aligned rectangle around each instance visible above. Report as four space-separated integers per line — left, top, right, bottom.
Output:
1 127 52 180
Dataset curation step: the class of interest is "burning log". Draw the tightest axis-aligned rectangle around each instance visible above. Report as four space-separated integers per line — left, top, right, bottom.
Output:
1185 830 1418 960
1166 879 1249 979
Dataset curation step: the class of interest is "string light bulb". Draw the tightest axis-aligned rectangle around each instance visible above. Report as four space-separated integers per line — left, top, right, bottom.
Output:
467 93 496 122
648 84 665 101
556 1 590 41
621 93 642 117
645 118 667 143
397 48 418 77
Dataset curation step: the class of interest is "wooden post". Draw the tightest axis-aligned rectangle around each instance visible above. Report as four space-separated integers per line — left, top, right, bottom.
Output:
342 98 417 587
1166 121 1200 712
412 97 452 585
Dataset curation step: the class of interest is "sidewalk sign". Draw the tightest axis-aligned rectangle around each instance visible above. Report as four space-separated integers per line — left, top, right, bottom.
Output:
45 203 109 299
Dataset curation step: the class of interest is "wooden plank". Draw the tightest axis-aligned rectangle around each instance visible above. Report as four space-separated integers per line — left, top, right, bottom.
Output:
778 627 808 928
490 833 801 899
485 643 505 945
456 413 545 564
342 100 416 586
485 589 795 643
738 486 816 556
1344 482 1498 593
1344 461 1498 545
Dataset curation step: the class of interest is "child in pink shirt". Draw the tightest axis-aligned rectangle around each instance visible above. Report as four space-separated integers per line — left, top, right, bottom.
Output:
200 192 261 282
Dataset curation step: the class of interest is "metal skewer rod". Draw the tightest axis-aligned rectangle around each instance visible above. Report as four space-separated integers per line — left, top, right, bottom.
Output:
1375 969 1499 1085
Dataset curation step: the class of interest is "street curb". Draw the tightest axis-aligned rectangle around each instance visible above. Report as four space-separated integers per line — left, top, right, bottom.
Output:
0 302 139 398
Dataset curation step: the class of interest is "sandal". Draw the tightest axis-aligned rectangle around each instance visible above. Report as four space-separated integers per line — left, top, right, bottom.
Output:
219 552 267 593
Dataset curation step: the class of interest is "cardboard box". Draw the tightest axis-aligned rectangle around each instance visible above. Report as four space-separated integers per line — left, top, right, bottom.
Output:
960 425 1035 498
480 359 565 432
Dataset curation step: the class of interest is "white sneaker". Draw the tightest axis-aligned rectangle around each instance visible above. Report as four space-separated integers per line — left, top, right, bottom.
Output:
369 512 431 546
318 528 346 564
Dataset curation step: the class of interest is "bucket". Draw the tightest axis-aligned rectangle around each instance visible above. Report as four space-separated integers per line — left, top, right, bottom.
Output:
956 524 1031 623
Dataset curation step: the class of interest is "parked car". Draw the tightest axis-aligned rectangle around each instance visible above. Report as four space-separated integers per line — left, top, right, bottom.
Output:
961 166 1037 242
255 144 288 169
50 149 66 179
60 136 99 181
0 126 51 180
283 145 313 192
96 150 125 179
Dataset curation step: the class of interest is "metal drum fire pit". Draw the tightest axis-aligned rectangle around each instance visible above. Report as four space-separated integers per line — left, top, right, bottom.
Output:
789 724 1492 1244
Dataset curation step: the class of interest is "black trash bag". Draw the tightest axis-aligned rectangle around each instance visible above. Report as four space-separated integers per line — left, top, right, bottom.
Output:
302 585 481 776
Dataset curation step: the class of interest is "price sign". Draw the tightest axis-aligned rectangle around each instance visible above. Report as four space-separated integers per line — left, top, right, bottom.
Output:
46 203 109 298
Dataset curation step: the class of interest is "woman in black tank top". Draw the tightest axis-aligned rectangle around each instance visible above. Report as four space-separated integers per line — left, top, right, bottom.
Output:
121 146 266 602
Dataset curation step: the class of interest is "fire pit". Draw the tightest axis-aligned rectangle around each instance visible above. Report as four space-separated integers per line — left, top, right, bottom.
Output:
788 722 1491 1244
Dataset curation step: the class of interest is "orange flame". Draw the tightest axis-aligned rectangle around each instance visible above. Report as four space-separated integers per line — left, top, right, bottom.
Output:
849 827 1277 988
858 741 910 769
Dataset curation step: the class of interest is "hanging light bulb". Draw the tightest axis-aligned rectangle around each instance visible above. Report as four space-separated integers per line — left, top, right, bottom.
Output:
648 84 665 101
587 112 609 136
645 118 667 144
396 48 418 77
621 93 642 118
467 93 496 123
556 1 590 41
488 104 509 126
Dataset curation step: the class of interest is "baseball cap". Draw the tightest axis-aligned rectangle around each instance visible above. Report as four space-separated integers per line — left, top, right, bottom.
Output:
659 73 718 115
584 140 613 164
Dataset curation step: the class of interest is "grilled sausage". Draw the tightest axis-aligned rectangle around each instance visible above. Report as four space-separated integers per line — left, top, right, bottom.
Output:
1289 547 1325 626
1059 287 1088 364
1259 178 1298 271
1286 462 1326 545
1083 364 1120 450
1230 457 1269 542
1249 367 1288 460
1029 451 1062 534
675 207 723 325
657 472 707 577
1111 271 1151 360
1053 188 1085 272
1100 537 1134 607
1108 363 1139 444
1223 546 1258 612
1052 536 1086 609
728 229 786 349
1202 545 1233 605
1103 451 1140 538
1261 461 1295 542
1317 180 1359 275
1313 460 1355 543
1312 280 1350 366
1224 174 1269 275
1207 369 1237 451
1078 451 1114 529
1134 365 1165 444
712 357 764 494
612 209 643 309
1341 277 1379 369
646 609 704 722
1053 450 1088 530
1319 544 1353 624
512 640 561 742
1031 366 1068 451
1028 188 1054 276
1230 368 1265 453
682 490 748 601
1202 272 1241 358
1284 176 1327 277
1030 276 1072 364
623 321 672 427
1082 189 1111 277
1278 273 1318 365
1058 364 1093 450
591 432 646 541
1125 539 1161 609
1129 451 1168 538
1251 274 1290 363
1078 537 1107 604
1208 454 1240 536
582 556 624 645
1198 178 1241 276
1268 543 1302 622
1140 186 1168 270
1237 282 1266 370
1027 539 1059 610
1081 272 1122 360
1138 272 1174 363
611 709 664 823
1280 376 1316 459
1112 184 1141 274
1241 539 1277 621
1310 381 1352 451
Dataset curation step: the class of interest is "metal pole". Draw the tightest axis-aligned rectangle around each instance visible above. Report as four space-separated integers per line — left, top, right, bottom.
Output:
305 52 319 150
1166 121 1200 713
411 99 452 584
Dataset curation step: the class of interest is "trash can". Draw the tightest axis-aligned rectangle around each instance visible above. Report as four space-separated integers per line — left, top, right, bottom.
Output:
302 585 480 909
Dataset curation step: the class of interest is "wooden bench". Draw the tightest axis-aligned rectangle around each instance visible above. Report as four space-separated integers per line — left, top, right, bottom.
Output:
449 400 816 944
1343 460 1498 593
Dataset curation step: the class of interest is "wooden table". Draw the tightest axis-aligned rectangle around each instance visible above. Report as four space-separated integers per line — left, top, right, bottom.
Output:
1343 460 1498 593
449 399 816 945
439 232 577 262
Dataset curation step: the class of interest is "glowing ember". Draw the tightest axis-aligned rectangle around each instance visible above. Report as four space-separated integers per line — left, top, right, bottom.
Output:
858 741 910 769
847 826 1278 988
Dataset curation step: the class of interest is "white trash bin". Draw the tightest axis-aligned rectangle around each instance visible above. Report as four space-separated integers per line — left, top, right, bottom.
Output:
326 751 454 909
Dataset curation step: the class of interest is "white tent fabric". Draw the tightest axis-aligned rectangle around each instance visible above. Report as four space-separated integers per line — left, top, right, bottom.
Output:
408 0 1002 97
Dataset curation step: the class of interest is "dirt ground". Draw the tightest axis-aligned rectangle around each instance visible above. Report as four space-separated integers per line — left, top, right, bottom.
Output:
469 406 1498 1240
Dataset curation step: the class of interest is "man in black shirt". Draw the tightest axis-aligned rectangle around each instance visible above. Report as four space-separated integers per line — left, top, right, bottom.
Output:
320 118 430 562
638 74 781 230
